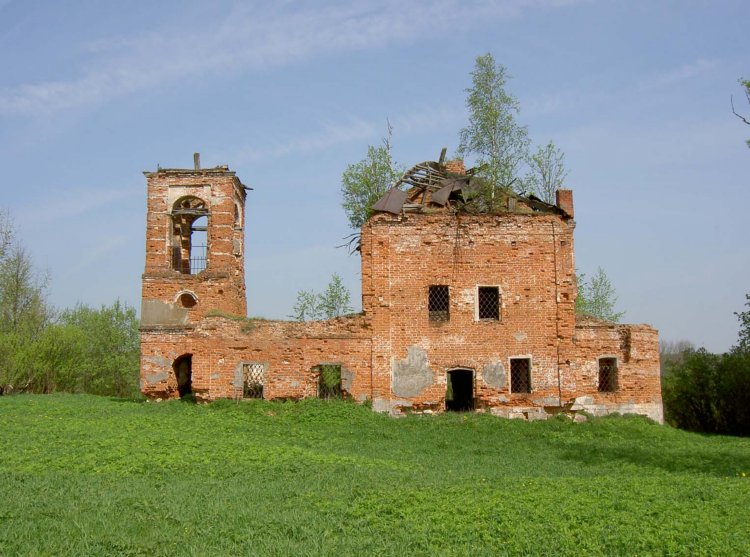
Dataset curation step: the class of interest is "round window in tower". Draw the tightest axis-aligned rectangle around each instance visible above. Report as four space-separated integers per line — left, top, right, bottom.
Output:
179 292 198 309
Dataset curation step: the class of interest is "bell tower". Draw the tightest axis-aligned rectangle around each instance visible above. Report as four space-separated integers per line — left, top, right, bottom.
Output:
140 154 248 327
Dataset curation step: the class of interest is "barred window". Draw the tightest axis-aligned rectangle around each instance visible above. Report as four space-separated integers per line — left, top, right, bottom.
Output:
429 285 449 321
242 363 265 399
316 364 342 399
510 358 531 393
598 358 618 392
478 286 500 320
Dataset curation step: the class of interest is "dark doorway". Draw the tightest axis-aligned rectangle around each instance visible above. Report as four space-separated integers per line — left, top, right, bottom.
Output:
446 369 474 411
173 354 193 398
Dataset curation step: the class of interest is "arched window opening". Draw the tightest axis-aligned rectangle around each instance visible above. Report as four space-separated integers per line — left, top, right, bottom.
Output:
189 216 207 273
171 197 208 274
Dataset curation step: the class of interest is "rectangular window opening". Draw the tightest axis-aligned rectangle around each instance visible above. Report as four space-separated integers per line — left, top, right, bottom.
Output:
598 358 618 392
242 363 265 399
478 286 500 320
510 358 531 393
317 364 342 400
429 285 450 321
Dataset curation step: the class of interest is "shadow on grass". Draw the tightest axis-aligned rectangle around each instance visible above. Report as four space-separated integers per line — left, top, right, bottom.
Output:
107 396 148 404
559 441 750 477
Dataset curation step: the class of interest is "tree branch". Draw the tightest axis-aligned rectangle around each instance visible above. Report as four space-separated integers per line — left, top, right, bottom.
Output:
731 95 750 125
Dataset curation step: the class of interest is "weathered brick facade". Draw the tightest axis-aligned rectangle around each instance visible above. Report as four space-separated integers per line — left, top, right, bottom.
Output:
140 159 663 422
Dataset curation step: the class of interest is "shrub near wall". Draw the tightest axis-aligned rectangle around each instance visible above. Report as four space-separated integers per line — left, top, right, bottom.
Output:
663 348 750 436
0 301 140 398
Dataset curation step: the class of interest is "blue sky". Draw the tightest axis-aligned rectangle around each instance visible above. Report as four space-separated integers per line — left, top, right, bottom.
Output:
0 0 747 352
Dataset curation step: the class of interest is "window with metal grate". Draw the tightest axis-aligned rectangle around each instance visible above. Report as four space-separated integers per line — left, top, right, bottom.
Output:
510 358 531 393
478 286 500 320
598 358 618 392
428 285 450 321
242 363 265 399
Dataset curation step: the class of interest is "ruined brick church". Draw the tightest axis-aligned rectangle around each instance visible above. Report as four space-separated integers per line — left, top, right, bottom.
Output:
140 154 663 422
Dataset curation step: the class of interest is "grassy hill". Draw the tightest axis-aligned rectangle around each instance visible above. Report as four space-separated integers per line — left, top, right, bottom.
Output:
1 395 749 555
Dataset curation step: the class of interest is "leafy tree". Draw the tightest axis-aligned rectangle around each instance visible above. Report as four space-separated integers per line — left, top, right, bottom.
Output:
0 211 51 394
659 339 695 374
735 293 750 352
576 267 624 322
0 210 140 397
662 348 722 433
0 300 140 397
291 290 323 321
318 273 352 318
731 77 750 148
0 210 11 259
0 212 49 335
457 53 530 202
291 273 353 321
59 300 140 397
340 123 402 229
524 140 569 204
11 324 85 394
662 295 750 436
663 347 750 436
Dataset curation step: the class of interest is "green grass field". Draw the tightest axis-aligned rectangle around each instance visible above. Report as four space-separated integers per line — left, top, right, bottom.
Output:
1 395 749 556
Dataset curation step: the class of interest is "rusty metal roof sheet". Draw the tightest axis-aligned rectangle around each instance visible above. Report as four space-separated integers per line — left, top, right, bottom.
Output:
372 187 408 215
431 177 466 206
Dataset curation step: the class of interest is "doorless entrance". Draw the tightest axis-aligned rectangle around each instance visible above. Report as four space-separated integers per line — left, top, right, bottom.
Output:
173 354 193 398
446 369 474 411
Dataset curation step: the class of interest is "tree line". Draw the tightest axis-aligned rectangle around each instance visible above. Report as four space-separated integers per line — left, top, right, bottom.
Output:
661 296 750 437
0 212 139 397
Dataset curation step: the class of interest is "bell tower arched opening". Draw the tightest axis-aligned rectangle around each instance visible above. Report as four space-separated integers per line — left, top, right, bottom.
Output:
171 196 209 275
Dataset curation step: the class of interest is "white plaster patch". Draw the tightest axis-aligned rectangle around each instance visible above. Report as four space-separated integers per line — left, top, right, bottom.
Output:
459 288 475 305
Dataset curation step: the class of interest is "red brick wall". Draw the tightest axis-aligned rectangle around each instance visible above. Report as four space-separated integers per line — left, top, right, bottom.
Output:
139 167 662 421
567 321 662 421
141 315 372 401
360 211 578 411
142 168 246 320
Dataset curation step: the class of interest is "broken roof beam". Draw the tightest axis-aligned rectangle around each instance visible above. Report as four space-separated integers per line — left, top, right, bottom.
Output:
399 177 443 189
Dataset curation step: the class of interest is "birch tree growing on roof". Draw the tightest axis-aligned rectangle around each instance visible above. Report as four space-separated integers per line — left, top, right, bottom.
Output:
576 267 624 323
291 273 353 321
457 53 530 203
340 123 402 229
524 140 569 205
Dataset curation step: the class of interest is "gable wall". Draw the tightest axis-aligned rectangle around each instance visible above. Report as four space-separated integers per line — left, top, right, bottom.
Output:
361 211 579 413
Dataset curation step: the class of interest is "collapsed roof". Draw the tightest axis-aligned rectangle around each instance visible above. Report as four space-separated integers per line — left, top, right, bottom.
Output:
372 150 566 217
